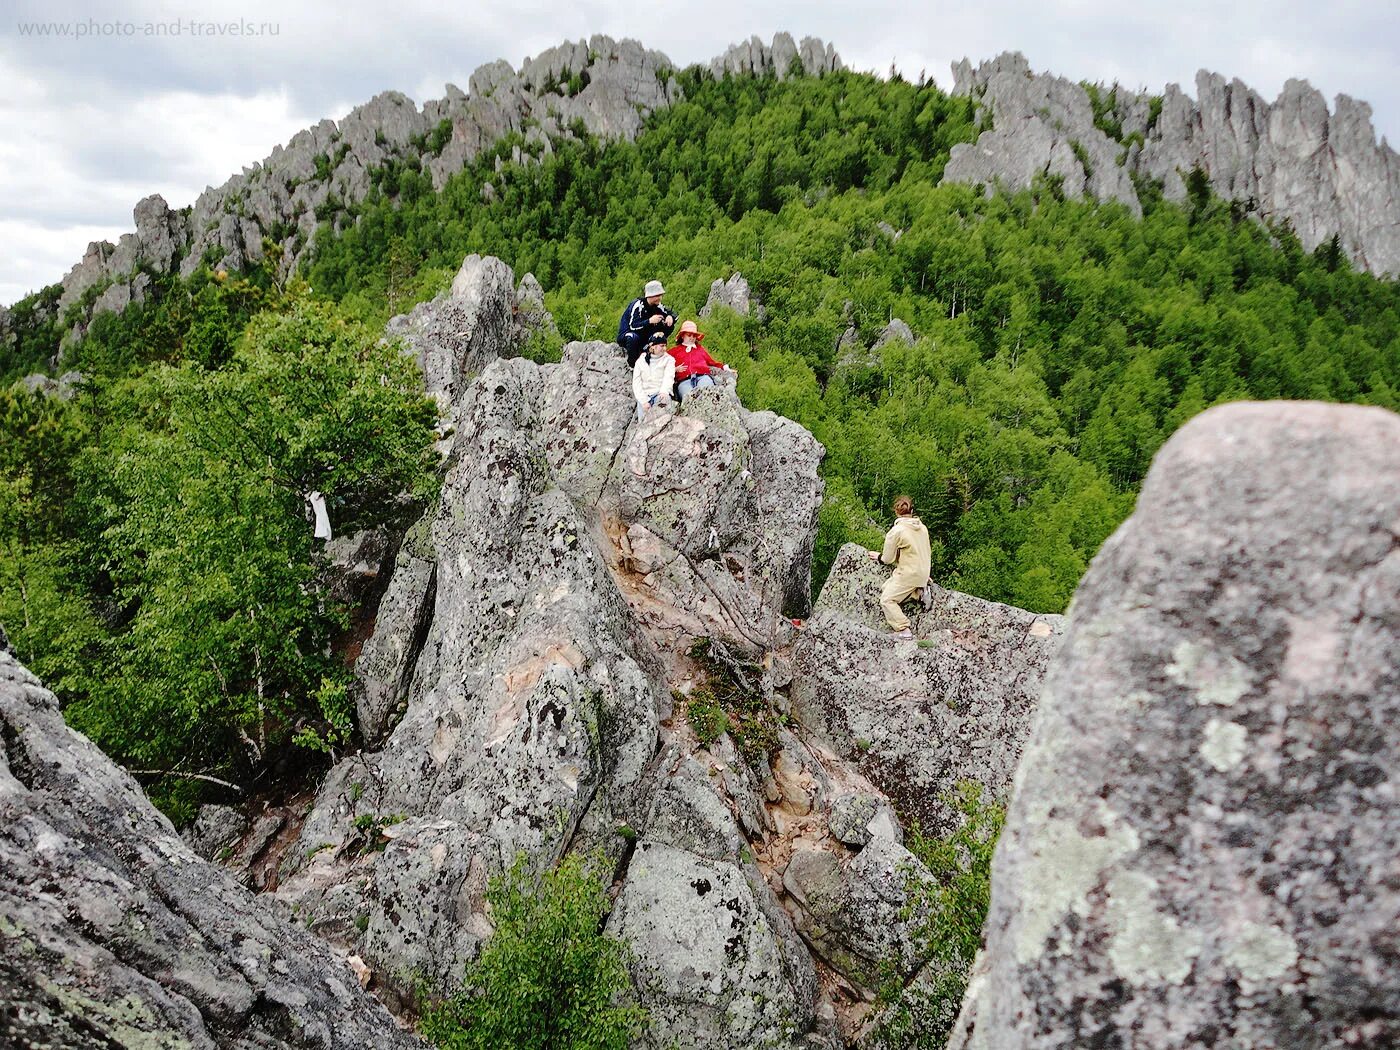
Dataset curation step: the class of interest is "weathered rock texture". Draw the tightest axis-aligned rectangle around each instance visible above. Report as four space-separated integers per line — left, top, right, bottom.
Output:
276 291 838 1043
35 34 840 356
951 401 1400 1049
700 272 754 318
947 52 1400 274
790 544 1064 834
0 651 422 1049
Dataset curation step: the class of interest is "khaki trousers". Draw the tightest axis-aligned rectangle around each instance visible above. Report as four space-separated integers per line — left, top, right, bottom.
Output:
880 579 923 631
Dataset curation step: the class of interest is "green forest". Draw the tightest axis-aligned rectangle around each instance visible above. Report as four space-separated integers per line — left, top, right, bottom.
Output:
3 63 1399 803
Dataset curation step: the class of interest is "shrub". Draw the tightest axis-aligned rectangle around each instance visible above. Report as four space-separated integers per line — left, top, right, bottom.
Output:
686 637 783 766
872 782 1005 1047
421 852 646 1050
684 686 729 746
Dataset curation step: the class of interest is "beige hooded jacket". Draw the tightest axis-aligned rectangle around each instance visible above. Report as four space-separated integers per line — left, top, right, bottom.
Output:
879 515 931 590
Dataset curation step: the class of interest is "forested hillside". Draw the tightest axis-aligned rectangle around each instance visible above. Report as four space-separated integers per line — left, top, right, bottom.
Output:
3 64 1398 807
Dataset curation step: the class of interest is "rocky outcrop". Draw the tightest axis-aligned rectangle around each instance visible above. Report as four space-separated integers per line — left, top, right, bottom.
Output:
710 33 843 81
385 253 521 418
947 52 1400 275
790 544 1064 835
0 650 422 1048
871 318 914 350
37 34 842 353
945 53 1142 217
950 401 1400 1049
17 370 84 401
513 271 559 346
609 752 821 1049
700 272 754 319
276 324 832 1044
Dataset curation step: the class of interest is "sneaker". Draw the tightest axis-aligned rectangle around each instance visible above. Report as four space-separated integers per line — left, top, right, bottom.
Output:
891 628 914 641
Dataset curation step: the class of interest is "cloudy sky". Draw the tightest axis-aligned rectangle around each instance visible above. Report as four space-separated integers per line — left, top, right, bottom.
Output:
3 0 1398 305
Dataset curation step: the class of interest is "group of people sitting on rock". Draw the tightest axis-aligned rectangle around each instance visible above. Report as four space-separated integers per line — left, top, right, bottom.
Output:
617 279 736 421
618 281 930 643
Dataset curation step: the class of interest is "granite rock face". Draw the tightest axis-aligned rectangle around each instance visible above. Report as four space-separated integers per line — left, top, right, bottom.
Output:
945 53 1142 216
950 401 1400 1049
277 325 830 1045
871 318 914 350
790 543 1064 834
709 32 843 81
610 753 820 1050
0 651 422 1049
700 272 754 318
947 52 1400 275
385 253 521 421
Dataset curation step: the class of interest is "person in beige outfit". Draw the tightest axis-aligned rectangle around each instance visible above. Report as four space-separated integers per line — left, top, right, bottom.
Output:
866 495 931 639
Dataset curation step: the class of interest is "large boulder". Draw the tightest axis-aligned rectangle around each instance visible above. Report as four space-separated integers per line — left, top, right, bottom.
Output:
279 340 826 1047
790 544 1063 834
385 253 520 417
609 755 821 1049
0 651 420 1049
700 272 753 318
951 402 1400 1049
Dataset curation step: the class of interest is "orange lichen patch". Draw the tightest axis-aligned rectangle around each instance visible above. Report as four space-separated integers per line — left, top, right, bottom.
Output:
500 642 586 695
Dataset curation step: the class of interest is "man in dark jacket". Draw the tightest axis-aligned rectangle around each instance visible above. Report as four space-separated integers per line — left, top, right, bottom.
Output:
617 280 676 366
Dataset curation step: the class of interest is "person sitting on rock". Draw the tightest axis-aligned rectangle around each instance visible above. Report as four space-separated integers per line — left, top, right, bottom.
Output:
632 331 677 421
867 496 931 640
617 279 676 367
669 320 734 402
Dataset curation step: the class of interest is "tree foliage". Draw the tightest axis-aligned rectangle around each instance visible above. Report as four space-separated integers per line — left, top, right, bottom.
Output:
1 62 1397 807
420 852 647 1050
1 287 438 801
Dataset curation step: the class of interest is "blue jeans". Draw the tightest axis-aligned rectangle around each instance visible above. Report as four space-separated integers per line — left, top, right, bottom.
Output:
677 374 715 401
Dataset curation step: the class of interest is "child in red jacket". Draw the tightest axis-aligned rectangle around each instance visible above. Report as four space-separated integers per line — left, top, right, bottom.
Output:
669 321 735 401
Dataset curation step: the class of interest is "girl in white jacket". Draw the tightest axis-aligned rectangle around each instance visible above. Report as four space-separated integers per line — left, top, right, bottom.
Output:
632 331 676 421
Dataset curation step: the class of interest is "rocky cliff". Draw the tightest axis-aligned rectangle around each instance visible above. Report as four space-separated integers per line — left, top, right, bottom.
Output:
0 253 1061 1047
949 400 1400 1048
228 254 1059 1047
25 32 840 357
19 34 1399 372
10 252 1396 1048
0 650 423 1048
946 52 1400 275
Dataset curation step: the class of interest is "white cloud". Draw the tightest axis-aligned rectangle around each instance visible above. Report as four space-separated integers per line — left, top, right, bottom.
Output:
0 56 321 300
2 1 1398 304
0 219 127 306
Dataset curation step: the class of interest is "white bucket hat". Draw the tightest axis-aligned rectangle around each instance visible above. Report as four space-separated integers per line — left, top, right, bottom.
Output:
644 279 665 296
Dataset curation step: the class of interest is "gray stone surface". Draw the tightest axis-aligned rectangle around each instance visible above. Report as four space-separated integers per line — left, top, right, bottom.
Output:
790 543 1063 835
0 651 421 1049
783 834 934 986
826 791 900 848
352 542 436 745
184 803 251 861
951 401 1400 1049
386 253 520 420
948 52 1400 274
710 32 843 80
699 272 753 318
513 271 559 346
278 330 823 1038
610 753 820 1047
946 53 1141 216
871 318 914 351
